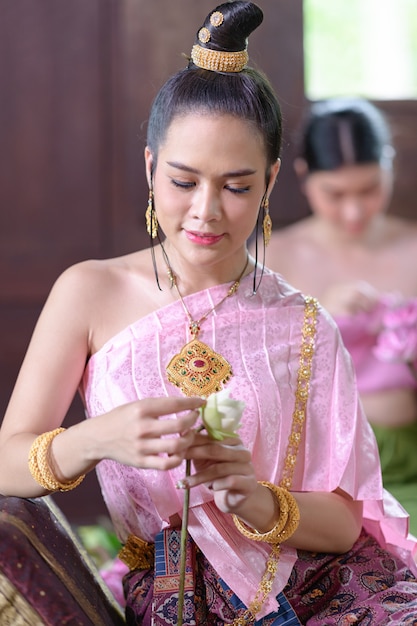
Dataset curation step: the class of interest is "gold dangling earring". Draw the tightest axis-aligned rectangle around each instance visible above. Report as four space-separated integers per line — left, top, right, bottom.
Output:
145 189 158 239
262 198 272 246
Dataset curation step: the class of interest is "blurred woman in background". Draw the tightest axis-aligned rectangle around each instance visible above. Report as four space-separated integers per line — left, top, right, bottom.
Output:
266 97 417 535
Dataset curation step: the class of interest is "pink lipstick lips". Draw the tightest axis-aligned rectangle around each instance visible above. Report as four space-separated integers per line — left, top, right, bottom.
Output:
185 231 224 245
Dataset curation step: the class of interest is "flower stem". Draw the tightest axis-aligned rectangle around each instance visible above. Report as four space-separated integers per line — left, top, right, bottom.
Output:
177 458 191 626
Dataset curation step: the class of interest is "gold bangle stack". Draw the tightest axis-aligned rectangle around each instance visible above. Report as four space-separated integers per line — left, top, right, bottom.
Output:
28 428 85 492
231 482 300 625
232 481 300 545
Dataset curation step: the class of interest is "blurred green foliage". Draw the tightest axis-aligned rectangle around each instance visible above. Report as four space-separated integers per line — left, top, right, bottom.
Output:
304 0 417 99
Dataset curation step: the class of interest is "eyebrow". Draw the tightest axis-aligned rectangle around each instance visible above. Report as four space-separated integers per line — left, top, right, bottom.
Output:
166 161 257 177
322 176 381 192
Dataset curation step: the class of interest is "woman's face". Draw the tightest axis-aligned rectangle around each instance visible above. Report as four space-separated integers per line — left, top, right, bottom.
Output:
303 162 393 236
145 112 279 276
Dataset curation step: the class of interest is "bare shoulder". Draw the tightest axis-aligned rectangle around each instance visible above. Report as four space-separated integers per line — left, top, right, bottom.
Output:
42 248 156 327
43 248 158 353
388 215 417 246
266 219 316 271
268 219 315 250
51 249 153 302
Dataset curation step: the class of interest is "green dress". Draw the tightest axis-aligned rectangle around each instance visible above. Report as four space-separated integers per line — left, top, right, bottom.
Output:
372 421 417 537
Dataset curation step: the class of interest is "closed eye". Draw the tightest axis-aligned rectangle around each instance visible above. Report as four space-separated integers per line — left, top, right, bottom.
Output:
226 185 250 194
171 179 195 189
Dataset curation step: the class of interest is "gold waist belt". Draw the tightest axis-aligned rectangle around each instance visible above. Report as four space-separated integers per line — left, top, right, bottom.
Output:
118 534 155 571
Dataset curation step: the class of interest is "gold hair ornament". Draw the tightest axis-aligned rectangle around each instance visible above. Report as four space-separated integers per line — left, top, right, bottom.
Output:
210 11 224 27
28 428 85 492
191 45 248 73
198 27 211 44
262 198 272 246
145 189 158 239
198 10 225 45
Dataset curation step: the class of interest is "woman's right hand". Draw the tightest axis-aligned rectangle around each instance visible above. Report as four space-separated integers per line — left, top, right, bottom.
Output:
320 280 380 316
55 396 205 477
0 262 205 495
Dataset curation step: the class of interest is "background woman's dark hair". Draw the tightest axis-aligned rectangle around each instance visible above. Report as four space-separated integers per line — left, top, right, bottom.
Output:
297 97 393 172
146 1 282 172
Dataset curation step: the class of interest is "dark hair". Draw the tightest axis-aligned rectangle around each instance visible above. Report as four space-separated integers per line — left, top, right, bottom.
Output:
298 98 393 172
146 1 282 173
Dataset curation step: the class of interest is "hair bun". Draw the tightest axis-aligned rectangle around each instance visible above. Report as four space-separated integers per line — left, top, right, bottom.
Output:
196 1 263 53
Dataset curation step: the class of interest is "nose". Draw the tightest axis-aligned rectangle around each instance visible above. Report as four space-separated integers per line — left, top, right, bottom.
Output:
192 185 222 222
341 197 363 223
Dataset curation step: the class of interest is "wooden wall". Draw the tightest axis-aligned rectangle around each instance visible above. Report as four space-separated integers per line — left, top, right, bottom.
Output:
379 100 417 222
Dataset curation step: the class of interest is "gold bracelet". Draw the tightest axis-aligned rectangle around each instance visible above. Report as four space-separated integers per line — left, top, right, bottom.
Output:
231 481 300 625
28 428 85 492
232 481 300 544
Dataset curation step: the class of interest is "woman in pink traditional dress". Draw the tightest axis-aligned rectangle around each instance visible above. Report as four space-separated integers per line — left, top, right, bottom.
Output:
1 3 417 624
265 98 417 538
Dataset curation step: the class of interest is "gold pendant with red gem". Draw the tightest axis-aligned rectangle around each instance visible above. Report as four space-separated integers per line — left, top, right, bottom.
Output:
166 338 232 397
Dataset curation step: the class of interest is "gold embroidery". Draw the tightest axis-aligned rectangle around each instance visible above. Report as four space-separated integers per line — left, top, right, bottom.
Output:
119 297 320 625
232 296 318 625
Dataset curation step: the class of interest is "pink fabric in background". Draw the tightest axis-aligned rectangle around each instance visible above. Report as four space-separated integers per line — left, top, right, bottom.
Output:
336 300 417 394
100 558 128 608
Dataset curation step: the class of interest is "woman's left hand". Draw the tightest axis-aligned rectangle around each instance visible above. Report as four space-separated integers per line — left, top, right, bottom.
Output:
181 433 279 533
183 432 258 514
182 432 363 550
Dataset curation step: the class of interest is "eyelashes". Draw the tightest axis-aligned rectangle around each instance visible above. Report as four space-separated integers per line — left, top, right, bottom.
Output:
170 179 194 189
226 185 250 194
170 179 250 194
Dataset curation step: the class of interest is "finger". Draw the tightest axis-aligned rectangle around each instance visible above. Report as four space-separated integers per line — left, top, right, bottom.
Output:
355 294 377 314
185 441 250 463
135 429 196 457
153 410 201 436
137 452 189 472
219 437 245 448
181 461 253 489
124 431 197 471
133 396 205 419
357 280 378 299
191 433 244 448
134 410 200 440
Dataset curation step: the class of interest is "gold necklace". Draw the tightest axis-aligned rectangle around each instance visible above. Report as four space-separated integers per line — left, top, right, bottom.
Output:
166 256 249 397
